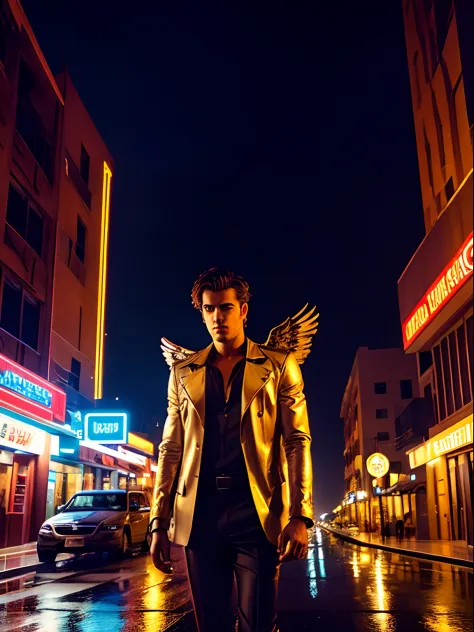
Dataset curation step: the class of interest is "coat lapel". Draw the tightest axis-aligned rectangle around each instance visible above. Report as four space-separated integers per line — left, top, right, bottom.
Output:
178 343 213 427
242 339 273 421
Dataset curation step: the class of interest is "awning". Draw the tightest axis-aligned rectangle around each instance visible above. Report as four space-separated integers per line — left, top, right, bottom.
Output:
381 479 424 496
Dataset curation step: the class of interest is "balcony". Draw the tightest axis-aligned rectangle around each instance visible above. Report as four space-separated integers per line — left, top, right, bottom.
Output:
65 149 91 209
395 397 435 451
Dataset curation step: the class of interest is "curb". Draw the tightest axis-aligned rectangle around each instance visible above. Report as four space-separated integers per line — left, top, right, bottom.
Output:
0 561 45 583
320 525 474 569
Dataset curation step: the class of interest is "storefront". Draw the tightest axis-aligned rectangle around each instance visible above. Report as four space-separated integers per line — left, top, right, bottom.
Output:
46 435 82 519
0 353 68 547
408 414 473 545
75 410 156 493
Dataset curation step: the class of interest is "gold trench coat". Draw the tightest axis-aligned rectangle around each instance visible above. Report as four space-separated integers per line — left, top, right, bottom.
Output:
150 338 314 546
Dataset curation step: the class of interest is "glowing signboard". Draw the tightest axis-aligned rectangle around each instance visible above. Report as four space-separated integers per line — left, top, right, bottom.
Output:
0 354 66 424
366 452 390 478
408 414 473 468
0 412 46 455
0 370 52 407
84 412 128 444
403 232 473 349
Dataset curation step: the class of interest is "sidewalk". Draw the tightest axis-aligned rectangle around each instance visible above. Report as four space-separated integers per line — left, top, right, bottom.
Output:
0 542 72 581
320 524 473 568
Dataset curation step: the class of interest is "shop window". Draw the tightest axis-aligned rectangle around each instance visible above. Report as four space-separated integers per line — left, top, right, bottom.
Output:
80 144 90 185
0 279 40 350
6 184 44 257
374 382 387 395
75 216 86 264
400 379 413 400
69 357 81 391
376 408 388 419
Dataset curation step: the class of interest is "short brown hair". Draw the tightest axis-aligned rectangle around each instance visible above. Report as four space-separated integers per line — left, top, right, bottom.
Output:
191 267 251 311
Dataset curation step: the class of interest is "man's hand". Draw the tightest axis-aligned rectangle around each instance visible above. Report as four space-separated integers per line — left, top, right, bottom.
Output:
150 529 173 574
277 519 308 562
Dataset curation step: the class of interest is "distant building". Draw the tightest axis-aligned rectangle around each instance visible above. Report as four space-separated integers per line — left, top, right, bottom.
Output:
398 0 473 544
340 347 418 532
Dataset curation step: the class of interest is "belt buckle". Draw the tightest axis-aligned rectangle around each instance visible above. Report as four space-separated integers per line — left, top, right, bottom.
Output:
216 476 232 491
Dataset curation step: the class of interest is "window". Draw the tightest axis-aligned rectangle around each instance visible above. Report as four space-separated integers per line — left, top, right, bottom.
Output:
69 357 81 391
400 379 413 400
0 7 8 66
0 279 40 350
413 52 422 108
390 461 402 474
432 92 445 167
377 432 390 442
6 184 44 257
80 144 90 185
21 294 40 350
419 350 433 375
376 408 388 419
448 331 462 410
374 382 387 395
424 127 434 191
445 177 454 202
75 216 86 264
434 318 473 424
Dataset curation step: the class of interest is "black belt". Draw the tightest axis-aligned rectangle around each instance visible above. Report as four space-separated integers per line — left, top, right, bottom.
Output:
202 476 247 491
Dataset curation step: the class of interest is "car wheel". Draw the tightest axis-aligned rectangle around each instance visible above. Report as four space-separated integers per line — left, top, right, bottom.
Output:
120 531 132 558
37 549 57 563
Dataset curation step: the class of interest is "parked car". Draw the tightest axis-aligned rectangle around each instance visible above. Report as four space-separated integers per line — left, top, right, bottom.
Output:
37 489 152 563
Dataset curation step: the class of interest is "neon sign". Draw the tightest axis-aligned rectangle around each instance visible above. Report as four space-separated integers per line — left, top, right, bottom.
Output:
84 412 128 444
0 354 66 424
0 370 52 408
403 232 473 349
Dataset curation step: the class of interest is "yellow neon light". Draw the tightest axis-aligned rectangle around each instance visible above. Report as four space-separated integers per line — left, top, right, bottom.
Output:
94 162 112 399
127 432 155 455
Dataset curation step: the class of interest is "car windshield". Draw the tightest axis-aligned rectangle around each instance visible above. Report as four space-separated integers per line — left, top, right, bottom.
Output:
63 493 127 512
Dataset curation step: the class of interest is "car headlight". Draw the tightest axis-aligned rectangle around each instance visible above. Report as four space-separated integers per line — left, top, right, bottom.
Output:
39 524 53 534
101 524 122 531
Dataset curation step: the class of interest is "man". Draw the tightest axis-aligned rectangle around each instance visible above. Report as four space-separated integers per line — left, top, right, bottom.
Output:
150 268 315 632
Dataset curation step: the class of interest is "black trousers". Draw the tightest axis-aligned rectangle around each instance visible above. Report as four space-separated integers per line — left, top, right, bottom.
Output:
185 483 280 632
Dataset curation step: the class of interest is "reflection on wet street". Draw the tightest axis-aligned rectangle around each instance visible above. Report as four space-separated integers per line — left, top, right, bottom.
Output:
0 529 471 631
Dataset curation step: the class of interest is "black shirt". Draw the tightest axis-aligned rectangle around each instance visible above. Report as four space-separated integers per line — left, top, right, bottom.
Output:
199 349 248 481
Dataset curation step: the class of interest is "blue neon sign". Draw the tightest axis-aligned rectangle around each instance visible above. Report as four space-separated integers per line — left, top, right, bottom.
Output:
84 412 128 444
0 370 52 408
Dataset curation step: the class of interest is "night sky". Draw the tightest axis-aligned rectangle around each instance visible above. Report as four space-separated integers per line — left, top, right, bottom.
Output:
22 1 425 515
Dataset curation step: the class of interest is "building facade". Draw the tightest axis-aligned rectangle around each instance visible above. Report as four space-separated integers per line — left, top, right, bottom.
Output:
0 0 121 546
340 347 419 532
398 0 473 546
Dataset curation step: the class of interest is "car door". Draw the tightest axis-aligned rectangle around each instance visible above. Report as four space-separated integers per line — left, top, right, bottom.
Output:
128 492 148 544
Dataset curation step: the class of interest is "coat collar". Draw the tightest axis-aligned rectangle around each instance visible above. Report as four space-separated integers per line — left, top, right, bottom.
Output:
177 338 273 426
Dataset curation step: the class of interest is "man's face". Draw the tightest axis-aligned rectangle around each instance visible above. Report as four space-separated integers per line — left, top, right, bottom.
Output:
201 288 248 344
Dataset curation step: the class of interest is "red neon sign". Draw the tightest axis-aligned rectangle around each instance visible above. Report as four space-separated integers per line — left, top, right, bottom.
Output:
0 354 66 424
403 232 473 349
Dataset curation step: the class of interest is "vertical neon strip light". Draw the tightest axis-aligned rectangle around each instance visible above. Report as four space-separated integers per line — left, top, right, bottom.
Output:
95 162 112 399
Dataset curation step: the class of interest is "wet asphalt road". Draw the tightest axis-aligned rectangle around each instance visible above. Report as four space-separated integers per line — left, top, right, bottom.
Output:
0 528 472 631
